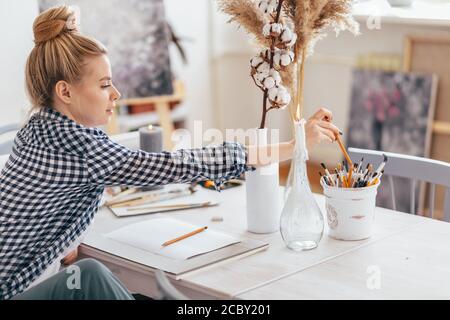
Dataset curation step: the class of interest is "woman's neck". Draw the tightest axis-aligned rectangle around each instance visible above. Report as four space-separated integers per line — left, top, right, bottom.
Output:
52 103 77 123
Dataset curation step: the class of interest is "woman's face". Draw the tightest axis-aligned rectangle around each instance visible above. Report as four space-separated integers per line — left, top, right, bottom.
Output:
69 54 121 127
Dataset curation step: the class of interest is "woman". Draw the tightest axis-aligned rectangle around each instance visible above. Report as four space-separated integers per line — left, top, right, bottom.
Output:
0 6 340 300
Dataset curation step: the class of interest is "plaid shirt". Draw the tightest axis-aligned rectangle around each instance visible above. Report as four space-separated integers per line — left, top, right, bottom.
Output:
0 106 254 300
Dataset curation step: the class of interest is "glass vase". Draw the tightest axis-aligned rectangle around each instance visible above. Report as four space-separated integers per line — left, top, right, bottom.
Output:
280 119 324 251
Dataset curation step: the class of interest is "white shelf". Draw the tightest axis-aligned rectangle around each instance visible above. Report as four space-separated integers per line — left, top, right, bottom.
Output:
353 0 450 27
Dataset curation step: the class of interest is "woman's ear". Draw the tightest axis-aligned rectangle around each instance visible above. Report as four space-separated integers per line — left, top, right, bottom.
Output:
54 80 72 104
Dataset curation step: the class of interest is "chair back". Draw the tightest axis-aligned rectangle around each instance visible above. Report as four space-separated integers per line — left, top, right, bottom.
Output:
348 147 450 222
0 123 20 155
154 269 189 300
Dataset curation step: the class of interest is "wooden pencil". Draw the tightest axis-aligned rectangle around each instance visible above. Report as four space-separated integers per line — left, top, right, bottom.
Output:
161 226 208 247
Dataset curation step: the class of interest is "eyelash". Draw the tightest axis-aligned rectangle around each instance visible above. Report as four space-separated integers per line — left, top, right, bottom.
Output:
101 85 111 89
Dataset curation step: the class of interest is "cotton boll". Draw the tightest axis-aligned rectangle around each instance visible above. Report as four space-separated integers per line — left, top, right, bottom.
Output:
280 51 294 66
269 0 278 8
269 86 288 105
261 49 271 60
250 56 264 68
269 69 281 86
268 87 278 101
265 4 276 14
259 0 278 14
263 23 283 38
273 51 281 68
256 61 270 76
271 23 283 35
263 77 276 90
255 72 266 84
258 0 269 13
280 54 291 66
277 87 291 106
281 27 293 43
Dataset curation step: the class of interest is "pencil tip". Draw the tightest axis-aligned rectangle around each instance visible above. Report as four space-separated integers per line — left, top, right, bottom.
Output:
320 163 326 169
383 154 388 162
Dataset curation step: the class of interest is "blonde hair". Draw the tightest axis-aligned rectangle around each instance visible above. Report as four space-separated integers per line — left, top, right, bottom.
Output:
25 5 107 113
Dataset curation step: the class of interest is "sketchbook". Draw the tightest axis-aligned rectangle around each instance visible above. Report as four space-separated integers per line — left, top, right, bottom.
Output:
104 218 239 260
82 218 269 279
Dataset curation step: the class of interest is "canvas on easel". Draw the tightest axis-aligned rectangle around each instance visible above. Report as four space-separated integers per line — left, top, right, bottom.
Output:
38 0 185 150
38 0 173 98
346 69 438 214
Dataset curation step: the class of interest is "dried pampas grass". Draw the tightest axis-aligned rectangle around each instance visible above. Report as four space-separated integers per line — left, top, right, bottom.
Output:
283 0 359 120
217 0 359 123
216 0 270 48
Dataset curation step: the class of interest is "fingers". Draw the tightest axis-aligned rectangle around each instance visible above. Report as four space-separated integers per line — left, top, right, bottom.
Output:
317 120 341 137
318 127 335 143
311 107 333 122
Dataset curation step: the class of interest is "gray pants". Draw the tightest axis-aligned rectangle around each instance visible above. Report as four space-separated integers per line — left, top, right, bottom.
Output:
13 259 135 300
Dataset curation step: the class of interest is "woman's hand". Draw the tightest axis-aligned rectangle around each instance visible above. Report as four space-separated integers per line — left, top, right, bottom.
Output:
305 108 341 151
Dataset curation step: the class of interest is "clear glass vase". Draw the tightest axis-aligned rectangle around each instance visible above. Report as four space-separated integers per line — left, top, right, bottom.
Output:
280 120 324 251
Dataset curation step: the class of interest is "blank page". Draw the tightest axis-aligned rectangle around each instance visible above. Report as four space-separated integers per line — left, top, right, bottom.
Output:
104 218 241 260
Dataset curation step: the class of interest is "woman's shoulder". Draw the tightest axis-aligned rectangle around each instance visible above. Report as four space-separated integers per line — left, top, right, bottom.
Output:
17 107 109 155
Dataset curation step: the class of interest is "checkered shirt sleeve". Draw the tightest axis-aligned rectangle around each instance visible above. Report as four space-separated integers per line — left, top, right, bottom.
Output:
86 133 255 191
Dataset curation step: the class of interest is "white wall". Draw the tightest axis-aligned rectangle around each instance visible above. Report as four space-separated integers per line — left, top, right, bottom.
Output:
0 0 38 126
211 10 450 163
164 0 215 132
0 0 215 133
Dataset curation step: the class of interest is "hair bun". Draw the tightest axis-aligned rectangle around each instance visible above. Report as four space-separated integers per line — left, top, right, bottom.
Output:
33 6 80 45
34 19 67 45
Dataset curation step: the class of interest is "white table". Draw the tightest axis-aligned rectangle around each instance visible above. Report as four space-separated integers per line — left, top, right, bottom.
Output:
80 184 450 299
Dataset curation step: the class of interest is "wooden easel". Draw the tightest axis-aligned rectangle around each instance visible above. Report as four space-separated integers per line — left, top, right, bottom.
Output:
403 35 450 218
106 80 185 150
403 35 450 141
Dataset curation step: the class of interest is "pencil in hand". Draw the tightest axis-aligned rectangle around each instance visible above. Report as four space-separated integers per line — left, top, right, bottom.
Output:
161 226 208 247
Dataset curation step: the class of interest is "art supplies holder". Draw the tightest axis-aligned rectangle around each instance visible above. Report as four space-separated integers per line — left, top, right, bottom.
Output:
321 174 381 241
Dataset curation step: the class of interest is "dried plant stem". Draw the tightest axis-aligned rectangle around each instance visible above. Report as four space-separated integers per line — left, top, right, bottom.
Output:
259 0 284 129
295 46 307 121
260 90 269 129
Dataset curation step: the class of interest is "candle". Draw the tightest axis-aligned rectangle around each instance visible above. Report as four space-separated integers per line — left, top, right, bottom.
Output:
139 125 163 153
139 125 163 191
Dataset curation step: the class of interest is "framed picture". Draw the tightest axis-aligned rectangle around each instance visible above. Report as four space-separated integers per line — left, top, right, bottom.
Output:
347 68 438 213
38 0 173 99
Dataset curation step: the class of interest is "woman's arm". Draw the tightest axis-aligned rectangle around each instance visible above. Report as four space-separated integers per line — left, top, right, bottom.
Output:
246 108 341 168
86 136 254 191
246 141 294 168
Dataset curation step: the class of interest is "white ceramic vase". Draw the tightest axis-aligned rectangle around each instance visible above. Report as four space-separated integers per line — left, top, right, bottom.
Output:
245 128 282 234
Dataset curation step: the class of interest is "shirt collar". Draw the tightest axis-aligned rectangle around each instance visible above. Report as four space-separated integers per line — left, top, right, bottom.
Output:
37 106 75 124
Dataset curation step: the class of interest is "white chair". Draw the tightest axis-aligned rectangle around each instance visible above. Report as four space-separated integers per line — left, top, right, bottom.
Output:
0 123 20 155
153 269 189 300
348 148 450 222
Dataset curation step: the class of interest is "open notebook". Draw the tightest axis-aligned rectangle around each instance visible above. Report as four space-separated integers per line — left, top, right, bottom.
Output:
104 218 240 260
83 217 269 279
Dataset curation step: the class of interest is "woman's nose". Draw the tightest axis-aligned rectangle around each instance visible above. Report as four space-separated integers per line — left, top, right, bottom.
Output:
112 85 121 101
